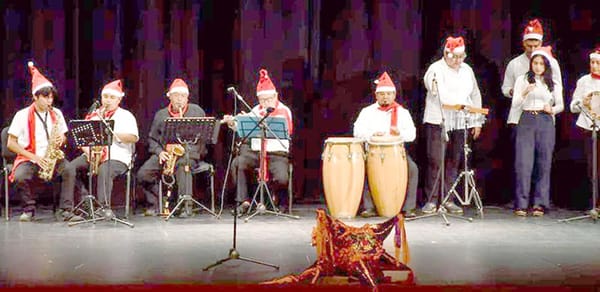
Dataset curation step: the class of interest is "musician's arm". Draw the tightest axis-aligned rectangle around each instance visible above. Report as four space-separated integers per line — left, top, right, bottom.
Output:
113 110 139 144
7 134 47 168
397 108 416 143
550 87 564 115
470 71 483 108
501 62 515 98
569 78 585 113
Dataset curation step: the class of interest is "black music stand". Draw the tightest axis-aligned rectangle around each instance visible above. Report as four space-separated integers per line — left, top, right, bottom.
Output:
236 115 299 222
163 117 220 220
67 120 133 227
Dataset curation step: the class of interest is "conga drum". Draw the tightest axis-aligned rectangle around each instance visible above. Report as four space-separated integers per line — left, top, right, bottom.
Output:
321 137 365 219
366 136 408 217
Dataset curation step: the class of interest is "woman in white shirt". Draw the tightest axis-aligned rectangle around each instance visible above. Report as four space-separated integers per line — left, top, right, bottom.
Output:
569 47 600 213
511 46 564 217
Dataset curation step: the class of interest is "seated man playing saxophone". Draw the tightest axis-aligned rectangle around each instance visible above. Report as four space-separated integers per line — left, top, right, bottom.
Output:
136 78 207 216
63 79 139 210
7 61 77 222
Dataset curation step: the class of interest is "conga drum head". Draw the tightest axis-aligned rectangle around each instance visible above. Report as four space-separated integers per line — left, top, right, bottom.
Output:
368 135 403 145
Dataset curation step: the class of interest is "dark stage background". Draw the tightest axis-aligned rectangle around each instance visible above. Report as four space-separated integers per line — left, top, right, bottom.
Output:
1 0 599 209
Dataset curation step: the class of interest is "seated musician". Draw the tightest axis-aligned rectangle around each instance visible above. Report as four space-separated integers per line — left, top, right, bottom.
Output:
6 61 77 222
136 78 208 216
63 80 139 210
223 69 293 215
353 71 419 218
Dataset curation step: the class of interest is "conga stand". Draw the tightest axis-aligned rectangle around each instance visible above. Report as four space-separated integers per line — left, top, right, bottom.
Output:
444 106 487 219
407 77 472 226
163 117 220 221
559 104 599 223
68 119 134 228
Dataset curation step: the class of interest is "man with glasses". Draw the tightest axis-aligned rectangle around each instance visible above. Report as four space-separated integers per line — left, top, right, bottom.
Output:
420 36 484 215
223 69 293 215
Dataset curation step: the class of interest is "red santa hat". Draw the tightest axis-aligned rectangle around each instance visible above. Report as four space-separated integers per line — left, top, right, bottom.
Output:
101 79 125 97
590 47 600 60
522 19 544 41
374 72 396 93
531 46 553 61
28 61 53 95
444 36 465 58
167 78 189 96
256 69 277 96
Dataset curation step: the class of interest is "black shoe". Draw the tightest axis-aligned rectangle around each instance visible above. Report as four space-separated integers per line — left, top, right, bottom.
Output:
56 209 83 222
360 208 377 218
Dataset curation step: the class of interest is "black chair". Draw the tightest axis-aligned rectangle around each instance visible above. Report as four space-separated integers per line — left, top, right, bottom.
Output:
1 127 16 220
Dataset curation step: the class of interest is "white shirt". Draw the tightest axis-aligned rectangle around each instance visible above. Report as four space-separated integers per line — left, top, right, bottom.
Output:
8 107 68 157
245 102 293 153
87 107 138 166
570 74 600 130
422 58 484 128
353 102 416 143
511 74 564 123
502 53 563 124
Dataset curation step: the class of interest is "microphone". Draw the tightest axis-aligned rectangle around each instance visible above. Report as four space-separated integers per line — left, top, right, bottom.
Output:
266 107 275 113
227 87 244 101
87 100 101 115
573 100 582 110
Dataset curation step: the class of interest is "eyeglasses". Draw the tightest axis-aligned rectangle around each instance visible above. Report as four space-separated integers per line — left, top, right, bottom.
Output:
448 54 467 61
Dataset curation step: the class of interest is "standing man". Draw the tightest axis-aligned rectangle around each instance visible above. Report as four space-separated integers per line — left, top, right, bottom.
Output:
63 79 139 210
137 78 208 216
7 61 77 222
502 19 563 110
223 69 293 214
422 36 484 215
353 71 419 218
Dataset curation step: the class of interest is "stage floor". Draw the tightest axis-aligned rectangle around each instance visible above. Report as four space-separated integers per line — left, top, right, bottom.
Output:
1 204 599 288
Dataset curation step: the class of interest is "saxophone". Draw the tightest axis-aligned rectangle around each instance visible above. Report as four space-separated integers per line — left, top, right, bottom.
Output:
38 120 65 181
90 146 103 175
162 106 186 177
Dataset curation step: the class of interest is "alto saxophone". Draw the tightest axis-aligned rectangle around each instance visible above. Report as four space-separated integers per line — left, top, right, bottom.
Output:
90 146 103 175
38 120 65 181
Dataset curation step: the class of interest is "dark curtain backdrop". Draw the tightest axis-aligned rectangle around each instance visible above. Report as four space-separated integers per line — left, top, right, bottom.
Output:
1 0 599 209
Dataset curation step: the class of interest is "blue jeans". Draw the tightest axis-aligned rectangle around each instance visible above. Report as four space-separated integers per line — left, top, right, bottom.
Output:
514 112 555 210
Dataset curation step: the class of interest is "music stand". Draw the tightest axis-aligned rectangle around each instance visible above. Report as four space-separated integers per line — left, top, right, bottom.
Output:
236 115 299 222
559 100 599 223
163 117 220 220
443 105 488 219
67 119 134 228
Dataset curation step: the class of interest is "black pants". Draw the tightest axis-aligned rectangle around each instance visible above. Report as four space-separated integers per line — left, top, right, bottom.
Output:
64 154 128 206
137 155 199 209
13 159 74 212
423 123 464 204
232 144 289 205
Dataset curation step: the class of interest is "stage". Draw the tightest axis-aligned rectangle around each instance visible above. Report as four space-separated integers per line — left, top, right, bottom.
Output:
0 203 599 289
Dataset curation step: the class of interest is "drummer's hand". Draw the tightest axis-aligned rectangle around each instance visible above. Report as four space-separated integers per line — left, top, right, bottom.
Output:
471 127 481 140
390 126 400 136
543 104 553 115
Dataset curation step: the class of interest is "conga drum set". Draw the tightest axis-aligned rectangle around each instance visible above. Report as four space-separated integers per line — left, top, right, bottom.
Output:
321 136 408 219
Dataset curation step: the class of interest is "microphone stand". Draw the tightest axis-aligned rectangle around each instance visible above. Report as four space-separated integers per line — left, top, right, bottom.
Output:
559 102 599 222
203 89 279 272
407 74 472 225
